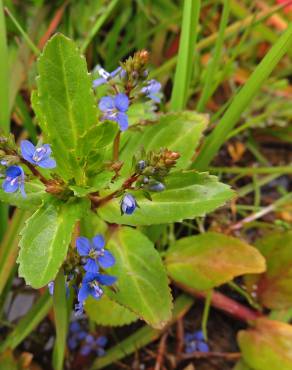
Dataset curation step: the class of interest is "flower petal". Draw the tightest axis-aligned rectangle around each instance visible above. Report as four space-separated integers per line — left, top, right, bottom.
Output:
116 112 128 131
76 237 91 256
93 77 106 87
92 234 105 250
6 165 22 178
2 179 19 193
99 96 115 112
96 274 117 286
114 93 129 112
197 341 209 353
38 157 56 169
20 140 35 162
77 283 90 303
83 258 99 273
98 250 115 269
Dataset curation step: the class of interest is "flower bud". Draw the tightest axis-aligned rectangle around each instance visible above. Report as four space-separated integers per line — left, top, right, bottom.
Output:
120 194 138 215
148 181 165 192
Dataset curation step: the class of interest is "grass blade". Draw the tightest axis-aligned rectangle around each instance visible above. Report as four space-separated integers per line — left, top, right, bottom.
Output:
52 270 68 370
193 22 292 170
196 0 230 112
0 210 29 295
0 0 9 241
170 0 200 111
80 0 119 53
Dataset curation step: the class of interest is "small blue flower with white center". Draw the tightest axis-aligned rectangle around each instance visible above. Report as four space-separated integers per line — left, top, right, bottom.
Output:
77 272 117 304
76 234 115 274
80 334 107 357
20 140 56 169
99 93 129 131
120 193 138 215
2 165 26 197
93 66 122 87
184 330 209 353
141 79 162 103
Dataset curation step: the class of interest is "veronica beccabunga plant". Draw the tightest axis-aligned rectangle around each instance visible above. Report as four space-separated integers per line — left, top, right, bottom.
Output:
0 34 234 328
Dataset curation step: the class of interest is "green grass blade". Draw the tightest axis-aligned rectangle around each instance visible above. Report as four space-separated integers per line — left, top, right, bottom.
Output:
4 6 40 56
0 0 9 241
52 270 68 370
80 0 119 53
196 0 230 112
193 22 292 170
170 0 200 111
0 291 52 352
15 94 38 143
0 210 29 295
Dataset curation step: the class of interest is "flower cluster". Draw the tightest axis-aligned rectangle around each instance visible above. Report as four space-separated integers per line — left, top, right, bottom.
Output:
75 234 116 314
1 140 56 197
93 51 162 131
184 330 209 353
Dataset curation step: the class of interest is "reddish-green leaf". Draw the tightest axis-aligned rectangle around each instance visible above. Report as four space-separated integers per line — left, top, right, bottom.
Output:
238 318 292 370
165 232 266 291
245 231 292 310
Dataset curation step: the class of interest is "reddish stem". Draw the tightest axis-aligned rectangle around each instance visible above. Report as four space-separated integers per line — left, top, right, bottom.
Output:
20 158 49 185
174 282 262 322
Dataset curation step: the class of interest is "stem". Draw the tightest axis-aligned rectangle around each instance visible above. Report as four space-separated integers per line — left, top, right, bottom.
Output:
20 158 49 184
228 281 262 311
174 281 262 322
113 131 121 162
201 289 212 340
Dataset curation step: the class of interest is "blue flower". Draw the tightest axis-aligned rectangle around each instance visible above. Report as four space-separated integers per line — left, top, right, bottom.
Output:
80 334 107 357
67 321 87 350
141 79 162 103
77 272 117 303
93 66 122 87
2 165 26 197
99 93 129 131
184 330 209 353
21 140 56 169
76 235 115 274
120 193 138 215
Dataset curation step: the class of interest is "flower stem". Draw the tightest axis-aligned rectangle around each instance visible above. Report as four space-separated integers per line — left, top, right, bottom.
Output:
20 158 49 184
113 131 121 162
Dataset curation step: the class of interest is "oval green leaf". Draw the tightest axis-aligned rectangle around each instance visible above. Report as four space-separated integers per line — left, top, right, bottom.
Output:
105 227 172 329
98 171 234 225
36 33 98 183
165 232 266 291
17 199 87 288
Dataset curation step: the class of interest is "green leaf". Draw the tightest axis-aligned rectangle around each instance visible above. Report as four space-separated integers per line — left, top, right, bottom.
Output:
120 112 208 176
98 171 234 225
0 179 48 209
17 199 88 288
244 231 292 310
36 33 98 183
233 361 253 370
238 318 292 370
165 232 266 291
105 227 172 329
85 295 137 327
